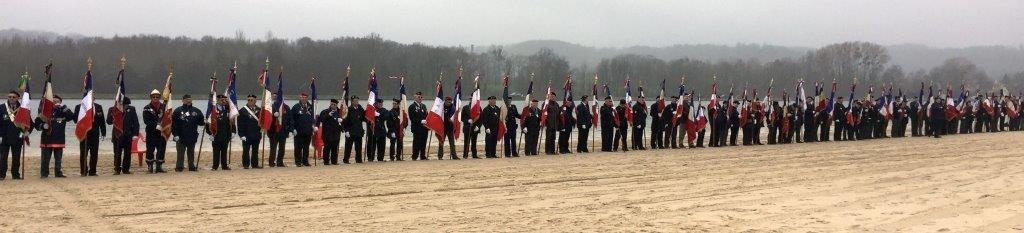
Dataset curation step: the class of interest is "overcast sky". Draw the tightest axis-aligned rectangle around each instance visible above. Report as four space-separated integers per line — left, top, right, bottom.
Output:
3 0 1022 48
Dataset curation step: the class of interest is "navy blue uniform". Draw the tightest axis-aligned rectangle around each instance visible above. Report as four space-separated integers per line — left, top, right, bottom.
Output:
237 105 263 168
171 104 204 171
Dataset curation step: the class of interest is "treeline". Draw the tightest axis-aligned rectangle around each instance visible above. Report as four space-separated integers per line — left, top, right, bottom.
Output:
1 32 1021 101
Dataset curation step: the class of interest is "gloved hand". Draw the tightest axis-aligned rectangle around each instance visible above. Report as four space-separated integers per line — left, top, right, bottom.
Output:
344 132 350 138
133 136 139 140
313 126 319 131
100 136 105 141
485 129 491 134
290 132 295 137
43 123 49 130
274 112 280 117
390 133 396 138
420 120 426 124
173 136 179 142
375 112 380 117
209 136 215 141
468 119 473 124
240 136 247 142
521 130 526 135
156 125 162 131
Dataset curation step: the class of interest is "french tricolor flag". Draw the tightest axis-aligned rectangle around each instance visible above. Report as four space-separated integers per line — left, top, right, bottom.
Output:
365 68 379 128
426 80 446 141
258 67 274 132
469 74 482 121
75 68 95 141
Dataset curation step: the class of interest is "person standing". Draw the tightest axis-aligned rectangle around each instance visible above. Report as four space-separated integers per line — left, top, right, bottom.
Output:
504 99 521 157
318 99 344 165
74 97 105 176
388 99 406 161
614 99 629 152
370 99 389 161
268 92 291 167
600 97 615 152
662 96 679 149
34 96 73 178
575 96 593 153
343 97 365 163
290 93 315 167
237 95 264 168
171 94 204 172
438 97 459 160
930 96 946 138
461 101 480 159
107 97 139 175
522 99 541 156
481 96 502 158
142 89 168 173
207 95 234 170
557 99 575 154
631 96 647 150
648 96 663 149
543 92 561 155
408 92 428 160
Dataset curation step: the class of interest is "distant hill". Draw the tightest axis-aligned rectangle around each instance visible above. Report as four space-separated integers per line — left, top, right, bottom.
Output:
503 40 1024 77
0 28 85 42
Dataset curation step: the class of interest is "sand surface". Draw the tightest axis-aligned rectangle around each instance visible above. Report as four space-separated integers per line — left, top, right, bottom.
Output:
1 132 1023 232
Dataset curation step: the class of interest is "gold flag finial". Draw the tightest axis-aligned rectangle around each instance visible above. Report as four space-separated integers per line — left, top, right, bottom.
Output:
438 71 444 81
346 65 351 77
233 60 238 70
529 72 535 81
168 63 175 75
264 57 270 68
458 66 464 77
86 57 93 71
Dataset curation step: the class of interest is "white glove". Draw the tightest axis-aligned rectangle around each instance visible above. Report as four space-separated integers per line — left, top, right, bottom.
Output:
156 125 162 131
290 132 295 137
375 112 380 117
485 129 491 134
521 130 526 134
42 123 49 129
173 136 179 142
344 132 350 138
209 136 215 141
390 133 395 138
420 120 426 124
274 112 280 117
313 126 319 131
133 136 139 140
240 136 247 142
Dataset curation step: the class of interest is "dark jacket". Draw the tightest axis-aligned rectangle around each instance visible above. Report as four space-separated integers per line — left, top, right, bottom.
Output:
268 104 291 140
345 105 366 135
73 103 106 138
206 105 234 143
408 102 428 134
290 102 316 136
575 103 592 130
632 103 647 130
237 105 263 143
171 104 205 145
481 104 501 132
34 105 74 147
143 101 167 141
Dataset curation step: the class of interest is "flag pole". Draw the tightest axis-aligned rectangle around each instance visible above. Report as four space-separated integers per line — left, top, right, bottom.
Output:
260 58 268 168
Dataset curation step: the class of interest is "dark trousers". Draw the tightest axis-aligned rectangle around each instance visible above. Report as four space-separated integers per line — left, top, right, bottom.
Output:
577 126 590 153
389 136 403 161
486 131 499 157
819 122 831 141
729 125 739 145
631 127 645 149
437 133 456 159
242 140 260 167
175 142 196 170
344 135 364 163
651 127 663 149
504 131 518 157
696 129 706 147
557 130 571 154
40 148 63 177
79 135 99 175
412 131 427 160
323 137 340 164
834 122 846 140
372 136 385 161
113 140 131 173
293 135 311 166
464 128 479 158
665 126 678 148
525 131 540 155
269 136 286 166
145 138 166 167
614 127 628 151
601 127 614 151
544 128 557 154
211 141 229 169
366 132 377 161
767 124 778 144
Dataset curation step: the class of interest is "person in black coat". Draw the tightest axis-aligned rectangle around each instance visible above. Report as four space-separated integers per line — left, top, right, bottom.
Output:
142 90 169 173
803 97 817 143
631 96 647 150
575 96 593 153
408 92 429 160
317 99 343 165
388 99 406 161
930 96 946 138
344 97 366 163
557 99 575 154
614 99 629 152
522 99 541 156
74 100 105 176
543 92 561 155
832 97 847 141
34 96 74 178
481 96 502 158
504 99 521 157
909 98 921 136
714 103 729 146
728 101 741 146
648 97 663 149
207 95 235 170
370 99 389 161
662 97 679 148
268 92 291 167
106 97 140 175
171 94 205 172
461 102 480 159
438 97 458 160
600 97 616 152
0 91 28 179
237 95 264 168
290 93 315 167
